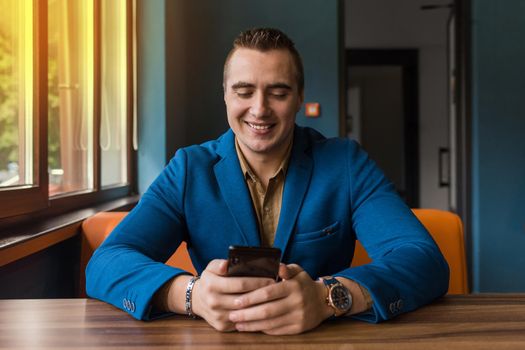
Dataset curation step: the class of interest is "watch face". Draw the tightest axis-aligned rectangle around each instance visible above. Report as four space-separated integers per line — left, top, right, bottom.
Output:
330 285 351 311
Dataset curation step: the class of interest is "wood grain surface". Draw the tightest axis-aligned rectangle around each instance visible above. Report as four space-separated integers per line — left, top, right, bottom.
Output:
1 295 524 349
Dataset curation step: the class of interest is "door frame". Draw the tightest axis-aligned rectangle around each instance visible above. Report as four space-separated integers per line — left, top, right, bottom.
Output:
345 49 419 207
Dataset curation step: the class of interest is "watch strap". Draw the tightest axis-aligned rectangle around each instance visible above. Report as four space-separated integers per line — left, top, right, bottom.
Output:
321 276 340 288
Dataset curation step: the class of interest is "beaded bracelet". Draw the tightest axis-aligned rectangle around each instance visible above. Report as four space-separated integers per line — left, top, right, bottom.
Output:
184 275 200 318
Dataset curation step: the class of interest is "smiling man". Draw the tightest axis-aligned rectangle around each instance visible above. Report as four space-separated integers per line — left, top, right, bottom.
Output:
224 47 301 162
86 28 449 335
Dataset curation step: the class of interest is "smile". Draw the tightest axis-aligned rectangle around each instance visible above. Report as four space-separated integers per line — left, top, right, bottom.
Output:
246 122 274 130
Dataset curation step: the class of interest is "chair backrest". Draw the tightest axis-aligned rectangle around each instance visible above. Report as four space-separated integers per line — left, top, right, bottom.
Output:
351 208 468 294
80 208 468 296
79 212 196 297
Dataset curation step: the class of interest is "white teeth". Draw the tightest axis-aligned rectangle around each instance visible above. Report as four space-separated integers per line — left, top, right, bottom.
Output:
248 123 271 130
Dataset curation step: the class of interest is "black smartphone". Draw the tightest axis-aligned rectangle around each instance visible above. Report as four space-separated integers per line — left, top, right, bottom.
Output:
227 245 281 280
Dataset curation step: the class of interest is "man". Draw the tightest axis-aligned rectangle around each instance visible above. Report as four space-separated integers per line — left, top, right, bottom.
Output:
86 28 449 335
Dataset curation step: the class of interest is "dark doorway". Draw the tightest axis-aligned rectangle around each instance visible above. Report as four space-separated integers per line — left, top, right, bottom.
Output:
346 49 419 207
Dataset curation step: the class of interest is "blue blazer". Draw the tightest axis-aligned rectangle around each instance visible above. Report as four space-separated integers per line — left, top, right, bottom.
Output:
86 126 449 322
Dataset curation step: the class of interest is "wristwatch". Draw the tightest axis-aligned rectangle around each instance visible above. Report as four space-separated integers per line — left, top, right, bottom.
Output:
320 276 352 316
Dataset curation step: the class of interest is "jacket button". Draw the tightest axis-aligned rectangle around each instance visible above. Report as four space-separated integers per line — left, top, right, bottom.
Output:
389 302 395 314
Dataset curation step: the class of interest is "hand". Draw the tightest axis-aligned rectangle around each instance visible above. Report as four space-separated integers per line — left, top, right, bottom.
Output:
228 264 333 335
190 259 276 332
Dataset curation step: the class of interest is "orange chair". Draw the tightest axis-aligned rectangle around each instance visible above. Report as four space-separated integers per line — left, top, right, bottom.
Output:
80 208 468 296
351 209 468 294
79 212 196 297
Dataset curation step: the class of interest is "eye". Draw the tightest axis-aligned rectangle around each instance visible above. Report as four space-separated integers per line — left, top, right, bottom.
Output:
234 89 253 98
236 92 253 98
269 89 289 99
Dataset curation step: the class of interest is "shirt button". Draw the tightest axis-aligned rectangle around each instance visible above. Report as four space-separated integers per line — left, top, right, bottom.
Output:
264 207 270 213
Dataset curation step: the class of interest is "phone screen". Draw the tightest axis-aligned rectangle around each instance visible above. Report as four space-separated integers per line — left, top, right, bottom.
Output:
227 245 281 280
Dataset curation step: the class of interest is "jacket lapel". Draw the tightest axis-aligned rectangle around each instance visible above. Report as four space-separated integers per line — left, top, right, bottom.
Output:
273 128 313 257
214 130 260 246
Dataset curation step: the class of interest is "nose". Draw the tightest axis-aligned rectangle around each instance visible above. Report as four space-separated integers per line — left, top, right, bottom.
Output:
249 92 270 118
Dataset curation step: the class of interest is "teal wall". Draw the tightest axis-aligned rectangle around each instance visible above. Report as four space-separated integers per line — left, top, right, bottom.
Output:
138 0 342 192
137 0 168 192
137 1 525 292
471 0 525 291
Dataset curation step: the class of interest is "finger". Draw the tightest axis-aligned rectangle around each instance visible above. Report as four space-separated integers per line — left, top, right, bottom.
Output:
279 263 304 280
236 316 289 333
204 259 228 276
204 292 244 311
278 263 288 279
204 284 286 311
233 302 294 332
229 294 290 323
232 281 287 309
207 275 275 294
206 318 236 332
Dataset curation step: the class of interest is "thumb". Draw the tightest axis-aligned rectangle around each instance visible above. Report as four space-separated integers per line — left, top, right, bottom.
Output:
279 263 304 280
205 259 229 276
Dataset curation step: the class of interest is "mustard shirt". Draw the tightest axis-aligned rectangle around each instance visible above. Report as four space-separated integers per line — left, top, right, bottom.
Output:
235 138 291 247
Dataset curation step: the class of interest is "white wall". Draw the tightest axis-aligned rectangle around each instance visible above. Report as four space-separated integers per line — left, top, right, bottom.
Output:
345 0 450 209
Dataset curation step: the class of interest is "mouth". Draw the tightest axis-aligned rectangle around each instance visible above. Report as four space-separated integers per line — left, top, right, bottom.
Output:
245 122 275 131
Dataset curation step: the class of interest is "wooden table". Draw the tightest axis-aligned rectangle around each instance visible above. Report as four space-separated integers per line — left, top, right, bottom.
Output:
1 295 525 349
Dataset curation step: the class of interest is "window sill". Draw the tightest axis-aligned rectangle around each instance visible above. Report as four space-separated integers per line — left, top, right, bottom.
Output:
0 195 139 267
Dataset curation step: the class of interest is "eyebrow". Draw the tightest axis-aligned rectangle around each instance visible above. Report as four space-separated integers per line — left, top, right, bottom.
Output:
230 82 293 91
231 82 254 90
267 83 292 90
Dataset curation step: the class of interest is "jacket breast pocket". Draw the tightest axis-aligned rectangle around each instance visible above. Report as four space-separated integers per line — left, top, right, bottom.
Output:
292 221 340 243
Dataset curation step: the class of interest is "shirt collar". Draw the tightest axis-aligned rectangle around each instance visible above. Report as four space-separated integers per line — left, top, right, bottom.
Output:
235 137 293 183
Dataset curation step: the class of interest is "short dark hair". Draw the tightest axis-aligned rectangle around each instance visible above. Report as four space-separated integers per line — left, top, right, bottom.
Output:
223 27 304 92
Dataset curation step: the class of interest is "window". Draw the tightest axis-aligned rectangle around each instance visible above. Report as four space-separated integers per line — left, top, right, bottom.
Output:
0 0 135 219
48 0 94 195
100 0 129 187
0 0 32 188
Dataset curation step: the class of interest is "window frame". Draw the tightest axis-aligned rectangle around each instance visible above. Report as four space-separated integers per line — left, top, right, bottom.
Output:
0 0 48 218
0 0 136 221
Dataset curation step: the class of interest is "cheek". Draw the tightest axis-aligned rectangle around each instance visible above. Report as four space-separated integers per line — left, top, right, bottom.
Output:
226 105 248 130
282 105 299 122
227 100 248 117
225 104 239 120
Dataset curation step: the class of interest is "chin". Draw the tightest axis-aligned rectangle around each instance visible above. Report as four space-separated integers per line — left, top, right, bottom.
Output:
248 144 273 154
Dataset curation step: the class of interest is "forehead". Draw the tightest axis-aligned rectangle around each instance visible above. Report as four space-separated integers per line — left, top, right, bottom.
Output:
225 48 297 87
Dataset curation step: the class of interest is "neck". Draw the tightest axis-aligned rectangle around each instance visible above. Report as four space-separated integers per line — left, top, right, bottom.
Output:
248 155 283 186
240 138 292 187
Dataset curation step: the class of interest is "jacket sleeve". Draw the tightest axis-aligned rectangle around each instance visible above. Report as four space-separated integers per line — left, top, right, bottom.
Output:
334 141 450 323
86 149 192 320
